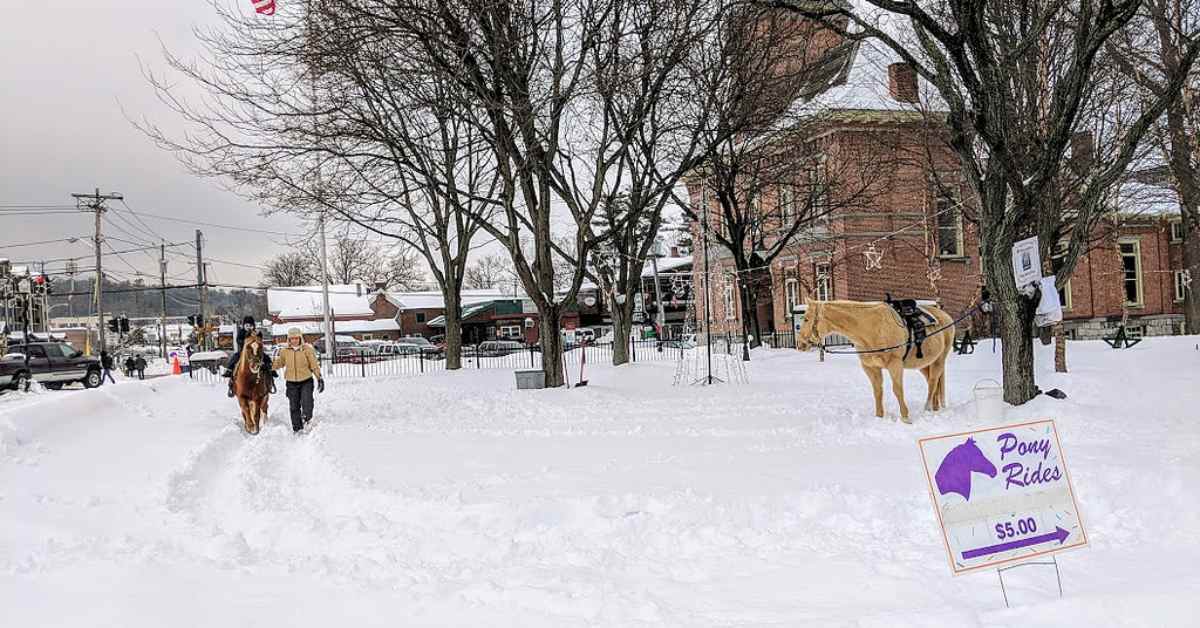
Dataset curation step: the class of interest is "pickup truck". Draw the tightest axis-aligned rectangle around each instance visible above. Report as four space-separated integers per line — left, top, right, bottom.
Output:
0 341 103 391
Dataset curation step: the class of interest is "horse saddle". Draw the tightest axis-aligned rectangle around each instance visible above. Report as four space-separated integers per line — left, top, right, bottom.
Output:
885 294 938 360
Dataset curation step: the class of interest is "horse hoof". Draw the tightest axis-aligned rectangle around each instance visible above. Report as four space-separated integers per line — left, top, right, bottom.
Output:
900 416 913 425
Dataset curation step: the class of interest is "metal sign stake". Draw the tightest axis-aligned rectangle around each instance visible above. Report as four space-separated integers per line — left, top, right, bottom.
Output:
997 555 1063 608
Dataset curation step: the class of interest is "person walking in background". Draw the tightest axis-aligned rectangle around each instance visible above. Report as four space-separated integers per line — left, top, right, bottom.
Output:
134 355 147 380
99 351 116 385
272 327 324 433
123 355 135 377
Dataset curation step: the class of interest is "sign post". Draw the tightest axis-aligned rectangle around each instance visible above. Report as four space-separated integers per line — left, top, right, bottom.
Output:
918 419 1087 601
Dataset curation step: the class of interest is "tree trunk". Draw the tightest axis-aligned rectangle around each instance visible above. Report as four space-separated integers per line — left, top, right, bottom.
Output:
738 275 763 352
985 251 1040 405
539 306 565 387
1053 323 1067 373
1183 216 1200 334
443 289 462 370
611 302 632 366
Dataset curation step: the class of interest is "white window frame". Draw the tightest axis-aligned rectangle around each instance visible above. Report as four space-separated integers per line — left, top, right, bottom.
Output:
806 160 830 238
723 282 736 320
1170 220 1184 243
1119 239 1144 306
1176 270 1188 302
1057 279 1073 310
498 324 522 339
935 193 964 258
779 187 795 226
814 262 832 301
785 277 799 315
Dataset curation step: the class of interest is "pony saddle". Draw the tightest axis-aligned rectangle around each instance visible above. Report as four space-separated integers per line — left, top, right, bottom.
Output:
885 294 938 359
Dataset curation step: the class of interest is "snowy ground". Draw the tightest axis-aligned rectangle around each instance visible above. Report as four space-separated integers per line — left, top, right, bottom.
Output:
2 337 1198 626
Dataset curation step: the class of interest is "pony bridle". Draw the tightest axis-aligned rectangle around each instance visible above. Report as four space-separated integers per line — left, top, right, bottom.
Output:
803 303 823 347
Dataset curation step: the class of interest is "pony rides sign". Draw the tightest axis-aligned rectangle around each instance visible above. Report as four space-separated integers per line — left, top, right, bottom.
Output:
918 419 1088 574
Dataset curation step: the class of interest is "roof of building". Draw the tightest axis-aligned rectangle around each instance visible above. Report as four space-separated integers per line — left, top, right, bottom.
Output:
384 288 528 311
1118 181 1181 217
580 256 692 292
426 301 500 328
267 284 376 319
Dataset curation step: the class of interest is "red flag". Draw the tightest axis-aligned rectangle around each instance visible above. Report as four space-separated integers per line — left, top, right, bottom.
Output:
252 0 276 15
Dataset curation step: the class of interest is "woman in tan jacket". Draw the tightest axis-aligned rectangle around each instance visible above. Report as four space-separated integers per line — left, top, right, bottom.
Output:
272 327 324 432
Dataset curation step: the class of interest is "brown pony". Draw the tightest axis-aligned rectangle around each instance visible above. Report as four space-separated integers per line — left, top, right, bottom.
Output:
233 332 271 434
797 299 954 423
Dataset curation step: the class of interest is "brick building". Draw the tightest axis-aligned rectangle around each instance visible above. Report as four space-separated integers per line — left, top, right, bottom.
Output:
689 18 1186 341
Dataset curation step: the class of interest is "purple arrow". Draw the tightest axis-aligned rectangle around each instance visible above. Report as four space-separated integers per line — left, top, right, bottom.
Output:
962 526 1070 560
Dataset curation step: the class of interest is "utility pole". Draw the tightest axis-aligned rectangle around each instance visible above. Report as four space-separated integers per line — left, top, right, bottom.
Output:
319 212 335 355
195 229 209 350
40 261 49 333
160 243 168 359
72 188 122 353
65 259 77 319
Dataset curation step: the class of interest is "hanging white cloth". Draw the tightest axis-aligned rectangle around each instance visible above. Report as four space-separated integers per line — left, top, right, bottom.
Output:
1035 276 1063 327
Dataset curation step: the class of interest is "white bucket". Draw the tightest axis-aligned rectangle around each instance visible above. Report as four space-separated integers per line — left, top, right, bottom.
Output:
973 379 1005 422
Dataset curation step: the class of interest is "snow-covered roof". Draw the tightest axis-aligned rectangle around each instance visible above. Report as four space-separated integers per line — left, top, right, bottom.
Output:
580 256 693 292
385 288 527 311
267 284 376 319
267 319 400 337
1118 181 1181 217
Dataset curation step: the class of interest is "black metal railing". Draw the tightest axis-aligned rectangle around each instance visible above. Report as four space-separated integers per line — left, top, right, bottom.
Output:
182 333 825 384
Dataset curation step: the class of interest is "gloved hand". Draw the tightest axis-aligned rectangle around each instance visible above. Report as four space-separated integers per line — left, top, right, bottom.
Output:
317 378 325 394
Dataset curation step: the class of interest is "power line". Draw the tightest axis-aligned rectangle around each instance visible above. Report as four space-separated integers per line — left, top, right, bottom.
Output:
0 237 85 249
116 199 167 243
117 206 302 237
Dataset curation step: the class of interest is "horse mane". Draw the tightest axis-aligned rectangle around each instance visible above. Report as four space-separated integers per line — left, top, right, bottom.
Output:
238 332 262 370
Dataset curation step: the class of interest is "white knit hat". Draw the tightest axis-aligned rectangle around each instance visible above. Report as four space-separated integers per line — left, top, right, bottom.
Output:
287 327 303 338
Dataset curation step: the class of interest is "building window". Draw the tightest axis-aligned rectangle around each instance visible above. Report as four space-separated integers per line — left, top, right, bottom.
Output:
779 187 796 225
936 194 964 257
806 161 829 237
814 262 831 301
1057 279 1072 310
1176 271 1189 302
785 278 799 315
416 312 426 323
1119 240 1143 306
723 281 736 320
498 324 522 339
1170 220 1184 243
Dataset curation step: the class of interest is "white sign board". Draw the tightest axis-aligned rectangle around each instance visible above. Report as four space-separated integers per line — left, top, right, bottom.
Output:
1011 236 1042 289
918 419 1088 574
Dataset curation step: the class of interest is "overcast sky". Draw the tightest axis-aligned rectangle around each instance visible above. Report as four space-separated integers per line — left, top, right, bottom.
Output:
0 0 310 286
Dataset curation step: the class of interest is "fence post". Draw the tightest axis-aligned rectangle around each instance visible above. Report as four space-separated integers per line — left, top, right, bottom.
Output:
419 349 424 373
631 332 636 362
360 354 366 378
529 346 534 368
477 344 481 369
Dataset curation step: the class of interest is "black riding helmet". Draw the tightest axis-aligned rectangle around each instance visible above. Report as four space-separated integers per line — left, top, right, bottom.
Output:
241 315 256 330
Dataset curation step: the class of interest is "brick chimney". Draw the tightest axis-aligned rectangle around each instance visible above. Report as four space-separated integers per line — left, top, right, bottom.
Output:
888 62 919 104
1070 132 1094 170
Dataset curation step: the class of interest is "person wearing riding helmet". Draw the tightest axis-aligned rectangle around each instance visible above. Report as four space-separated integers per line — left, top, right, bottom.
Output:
224 315 276 397
272 327 324 432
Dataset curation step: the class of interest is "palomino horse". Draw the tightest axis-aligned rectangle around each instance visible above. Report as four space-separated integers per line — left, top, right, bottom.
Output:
797 299 954 423
233 332 271 434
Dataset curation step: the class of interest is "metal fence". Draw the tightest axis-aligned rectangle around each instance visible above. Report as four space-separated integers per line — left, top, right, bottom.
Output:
183 337 694 384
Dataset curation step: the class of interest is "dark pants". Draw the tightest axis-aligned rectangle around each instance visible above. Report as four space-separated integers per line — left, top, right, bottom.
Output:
101 369 116 384
286 379 315 432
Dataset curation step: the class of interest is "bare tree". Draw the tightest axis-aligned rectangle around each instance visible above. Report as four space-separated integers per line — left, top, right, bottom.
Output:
780 0 1200 403
678 6 905 352
361 248 428 291
1111 0 1200 333
464 254 515 290
367 0 632 386
263 252 318 287
136 0 493 369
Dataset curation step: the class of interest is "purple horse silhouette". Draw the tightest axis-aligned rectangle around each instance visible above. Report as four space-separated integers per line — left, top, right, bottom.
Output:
934 437 997 501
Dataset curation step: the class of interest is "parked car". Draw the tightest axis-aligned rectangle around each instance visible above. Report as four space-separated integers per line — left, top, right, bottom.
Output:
396 336 444 359
475 340 526 357
0 341 102 391
314 336 361 356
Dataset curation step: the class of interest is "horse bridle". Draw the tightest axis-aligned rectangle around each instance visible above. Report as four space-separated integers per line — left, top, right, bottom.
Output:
804 302 823 346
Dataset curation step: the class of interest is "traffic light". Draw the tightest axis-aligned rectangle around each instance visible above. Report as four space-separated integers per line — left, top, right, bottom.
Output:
187 315 198 326
108 319 120 333
120 316 130 333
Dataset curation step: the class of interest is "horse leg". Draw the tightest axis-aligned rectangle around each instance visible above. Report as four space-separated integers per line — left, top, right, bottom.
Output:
249 400 260 434
936 356 948 410
862 364 885 418
238 398 253 434
920 366 935 412
886 362 910 423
